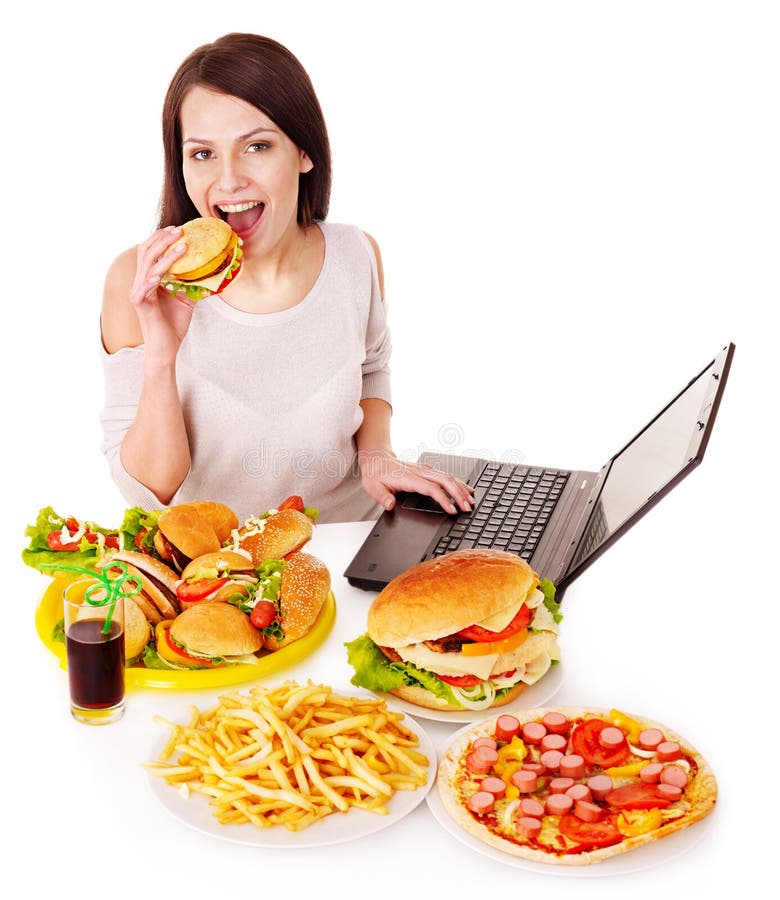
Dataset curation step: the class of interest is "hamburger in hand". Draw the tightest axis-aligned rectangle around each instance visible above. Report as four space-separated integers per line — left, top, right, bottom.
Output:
161 217 243 301
346 549 562 712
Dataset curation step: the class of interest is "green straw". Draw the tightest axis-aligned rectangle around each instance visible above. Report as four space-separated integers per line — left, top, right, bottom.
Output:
40 561 142 634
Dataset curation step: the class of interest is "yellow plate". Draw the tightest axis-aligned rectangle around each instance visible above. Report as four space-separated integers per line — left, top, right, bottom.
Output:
35 577 336 690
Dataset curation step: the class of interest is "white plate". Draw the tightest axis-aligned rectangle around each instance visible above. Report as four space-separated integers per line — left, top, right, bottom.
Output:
377 663 564 724
426 715 715 876
146 690 436 848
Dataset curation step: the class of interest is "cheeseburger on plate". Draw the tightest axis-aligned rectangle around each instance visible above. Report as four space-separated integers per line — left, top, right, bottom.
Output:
346 549 561 712
162 217 243 301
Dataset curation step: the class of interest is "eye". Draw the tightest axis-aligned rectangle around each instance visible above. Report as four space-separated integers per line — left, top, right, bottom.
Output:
190 148 213 161
247 141 270 153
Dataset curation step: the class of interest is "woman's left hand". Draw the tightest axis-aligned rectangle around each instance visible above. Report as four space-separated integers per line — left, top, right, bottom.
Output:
358 450 474 514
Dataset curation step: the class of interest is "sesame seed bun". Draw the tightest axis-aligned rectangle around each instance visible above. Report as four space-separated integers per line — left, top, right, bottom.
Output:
166 217 234 278
236 509 313 565
263 551 330 651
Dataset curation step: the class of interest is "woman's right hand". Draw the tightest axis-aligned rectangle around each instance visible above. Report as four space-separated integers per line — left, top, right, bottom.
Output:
129 226 194 367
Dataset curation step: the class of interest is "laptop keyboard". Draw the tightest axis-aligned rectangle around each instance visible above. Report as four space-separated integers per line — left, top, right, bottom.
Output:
430 462 570 561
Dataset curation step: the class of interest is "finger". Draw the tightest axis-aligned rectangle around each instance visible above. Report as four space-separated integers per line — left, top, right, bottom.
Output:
139 225 184 262
418 469 474 511
153 240 188 278
138 228 187 279
393 475 458 514
419 484 459 514
362 477 397 512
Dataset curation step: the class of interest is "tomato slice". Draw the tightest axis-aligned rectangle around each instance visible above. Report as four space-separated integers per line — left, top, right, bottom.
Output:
436 673 483 687
605 783 672 810
571 718 630 768
82 531 120 548
278 495 305 513
458 603 531 643
558 814 623 849
47 531 79 552
177 578 229 603
158 624 219 668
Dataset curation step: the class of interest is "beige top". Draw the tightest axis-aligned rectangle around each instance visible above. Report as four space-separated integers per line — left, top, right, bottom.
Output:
100 222 391 523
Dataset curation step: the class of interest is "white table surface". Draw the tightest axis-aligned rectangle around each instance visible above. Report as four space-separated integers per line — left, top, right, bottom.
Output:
9 489 773 897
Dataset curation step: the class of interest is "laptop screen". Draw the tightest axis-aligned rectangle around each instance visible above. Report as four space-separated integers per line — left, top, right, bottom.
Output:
564 343 734 583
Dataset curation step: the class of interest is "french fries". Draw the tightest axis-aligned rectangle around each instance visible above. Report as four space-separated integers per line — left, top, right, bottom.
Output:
145 681 430 831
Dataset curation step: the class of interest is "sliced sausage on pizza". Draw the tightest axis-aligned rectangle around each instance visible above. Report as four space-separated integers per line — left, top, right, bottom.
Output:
436 706 717 866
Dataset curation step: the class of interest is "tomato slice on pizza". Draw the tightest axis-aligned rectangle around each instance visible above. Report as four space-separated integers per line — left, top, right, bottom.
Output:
436 706 717 866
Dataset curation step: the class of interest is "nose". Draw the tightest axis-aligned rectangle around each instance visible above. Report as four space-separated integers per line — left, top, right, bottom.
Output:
215 154 249 194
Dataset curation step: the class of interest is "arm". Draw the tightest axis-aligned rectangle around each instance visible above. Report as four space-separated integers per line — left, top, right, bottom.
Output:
101 228 193 504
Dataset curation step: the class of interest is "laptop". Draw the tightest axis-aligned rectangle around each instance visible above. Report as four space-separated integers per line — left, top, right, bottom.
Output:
345 342 735 599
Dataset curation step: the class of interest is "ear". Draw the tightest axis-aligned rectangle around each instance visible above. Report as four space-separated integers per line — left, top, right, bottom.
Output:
299 150 314 174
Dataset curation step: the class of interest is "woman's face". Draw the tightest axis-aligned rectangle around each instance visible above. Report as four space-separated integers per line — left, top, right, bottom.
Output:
179 86 313 255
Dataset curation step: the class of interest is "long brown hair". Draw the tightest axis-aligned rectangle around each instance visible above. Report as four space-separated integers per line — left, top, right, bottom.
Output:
158 33 331 228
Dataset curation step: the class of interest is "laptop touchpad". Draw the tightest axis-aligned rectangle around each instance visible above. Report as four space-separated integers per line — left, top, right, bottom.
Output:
400 493 448 514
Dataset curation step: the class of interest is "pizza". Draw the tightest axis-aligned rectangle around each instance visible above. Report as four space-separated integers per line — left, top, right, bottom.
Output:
436 706 717 866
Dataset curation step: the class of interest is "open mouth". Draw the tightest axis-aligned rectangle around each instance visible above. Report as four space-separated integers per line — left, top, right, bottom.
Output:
216 201 265 235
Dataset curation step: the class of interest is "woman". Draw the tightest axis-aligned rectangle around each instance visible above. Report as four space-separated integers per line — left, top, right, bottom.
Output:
100 33 472 523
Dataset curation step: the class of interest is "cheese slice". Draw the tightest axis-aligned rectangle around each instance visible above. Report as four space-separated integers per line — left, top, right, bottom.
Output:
172 243 242 294
396 631 560 681
529 599 559 635
398 643 499 680
521 653 552 684
475 598 524 633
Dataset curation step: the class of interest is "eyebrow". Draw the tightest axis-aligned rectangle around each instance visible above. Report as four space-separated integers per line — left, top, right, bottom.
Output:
182 126 279 145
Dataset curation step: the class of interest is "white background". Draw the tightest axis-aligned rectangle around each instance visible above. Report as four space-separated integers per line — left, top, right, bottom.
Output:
3 1 777 895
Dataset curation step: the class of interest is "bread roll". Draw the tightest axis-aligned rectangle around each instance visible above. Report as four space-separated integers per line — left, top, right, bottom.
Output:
368 549 539 647
124 597 152 659
169 602 263 656
389 680 527 712
264 552 330 651
236 509 313 565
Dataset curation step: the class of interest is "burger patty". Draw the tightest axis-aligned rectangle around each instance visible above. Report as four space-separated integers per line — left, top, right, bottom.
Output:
379 634 466 660
424 635 466 653
153 531 190 572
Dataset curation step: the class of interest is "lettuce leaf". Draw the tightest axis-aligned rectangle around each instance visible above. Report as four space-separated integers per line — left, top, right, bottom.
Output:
21 506 104 573
119 506 160 553
540 578 563 624
345 634 456 704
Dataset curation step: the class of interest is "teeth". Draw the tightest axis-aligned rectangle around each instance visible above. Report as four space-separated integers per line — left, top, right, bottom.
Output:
218 201 262 213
